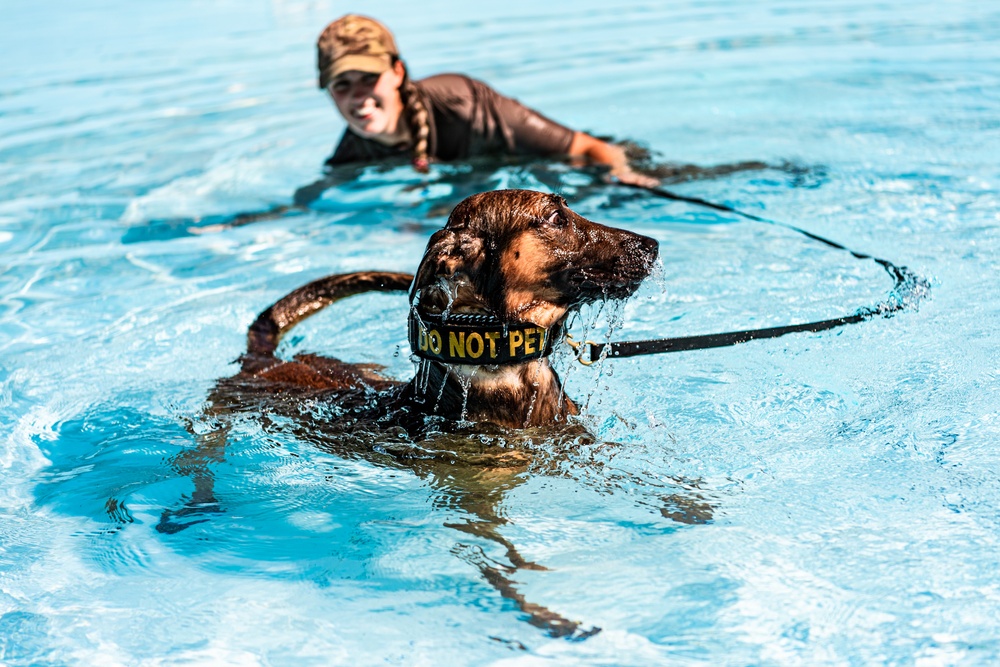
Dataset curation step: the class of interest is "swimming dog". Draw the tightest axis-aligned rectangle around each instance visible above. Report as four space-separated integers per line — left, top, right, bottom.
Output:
221 188 659 430
163 190 660 638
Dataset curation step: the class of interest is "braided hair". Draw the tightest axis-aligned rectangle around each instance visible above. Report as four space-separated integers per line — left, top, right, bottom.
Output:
395 57 430 173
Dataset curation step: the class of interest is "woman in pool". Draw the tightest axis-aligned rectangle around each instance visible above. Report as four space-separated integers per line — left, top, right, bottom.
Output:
293 14 658 206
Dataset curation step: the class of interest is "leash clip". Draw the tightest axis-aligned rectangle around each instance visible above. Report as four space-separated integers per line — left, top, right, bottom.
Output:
565 334 601 366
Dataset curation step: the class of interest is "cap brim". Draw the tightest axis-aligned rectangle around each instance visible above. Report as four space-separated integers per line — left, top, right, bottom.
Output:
320 54 392 88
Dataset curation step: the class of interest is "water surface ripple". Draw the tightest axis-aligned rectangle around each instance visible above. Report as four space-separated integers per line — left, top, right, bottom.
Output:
1 0 998 665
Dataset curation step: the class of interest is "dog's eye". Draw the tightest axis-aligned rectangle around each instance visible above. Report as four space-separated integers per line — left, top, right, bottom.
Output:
544 210 566 228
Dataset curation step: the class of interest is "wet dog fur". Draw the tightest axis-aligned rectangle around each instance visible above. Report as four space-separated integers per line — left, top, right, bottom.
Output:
222 189 659 431
164 190 665 638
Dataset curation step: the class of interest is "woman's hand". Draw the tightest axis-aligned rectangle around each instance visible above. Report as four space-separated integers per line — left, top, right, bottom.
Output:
568 132 661 189
609 164 661 189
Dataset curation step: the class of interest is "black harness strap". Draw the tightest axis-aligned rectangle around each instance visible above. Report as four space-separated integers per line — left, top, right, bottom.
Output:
409 311 562 366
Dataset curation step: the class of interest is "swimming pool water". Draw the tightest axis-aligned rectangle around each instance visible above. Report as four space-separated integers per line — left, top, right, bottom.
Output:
2 0 999 664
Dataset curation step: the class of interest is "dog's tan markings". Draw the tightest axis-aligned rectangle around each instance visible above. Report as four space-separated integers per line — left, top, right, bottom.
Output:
500 233 566 327
501 233 553 284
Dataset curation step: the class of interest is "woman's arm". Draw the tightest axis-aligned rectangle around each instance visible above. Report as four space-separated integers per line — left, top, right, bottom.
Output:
567 132 660 188
464 76 659 187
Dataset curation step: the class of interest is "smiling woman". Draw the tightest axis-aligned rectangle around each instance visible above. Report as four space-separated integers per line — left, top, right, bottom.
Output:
294 13 659 207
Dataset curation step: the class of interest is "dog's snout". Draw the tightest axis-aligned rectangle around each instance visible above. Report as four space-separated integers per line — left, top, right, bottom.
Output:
643 236 659 268
553 221 659 303
626 231 659 265
609 228 658 272
578 217 654 256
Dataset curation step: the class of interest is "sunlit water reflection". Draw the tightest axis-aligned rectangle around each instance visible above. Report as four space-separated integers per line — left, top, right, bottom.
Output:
2 0 999 664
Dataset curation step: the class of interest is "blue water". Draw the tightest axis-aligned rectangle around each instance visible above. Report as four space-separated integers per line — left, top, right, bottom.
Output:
2 0 999 664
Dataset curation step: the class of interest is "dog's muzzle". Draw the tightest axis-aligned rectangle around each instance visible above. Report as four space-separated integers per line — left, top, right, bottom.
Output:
560 229 659 302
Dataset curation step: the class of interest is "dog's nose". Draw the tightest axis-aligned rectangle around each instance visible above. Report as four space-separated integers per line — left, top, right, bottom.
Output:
620 230 659 266
638 233 659 261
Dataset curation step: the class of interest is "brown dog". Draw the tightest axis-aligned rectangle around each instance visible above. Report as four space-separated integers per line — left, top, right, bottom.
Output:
165 190 660 638
224 189 658 431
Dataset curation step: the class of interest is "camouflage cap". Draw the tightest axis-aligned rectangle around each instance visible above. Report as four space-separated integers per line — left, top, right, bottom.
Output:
317 15 399 89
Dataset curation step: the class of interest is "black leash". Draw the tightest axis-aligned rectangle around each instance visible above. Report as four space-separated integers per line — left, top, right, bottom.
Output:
567 183 929 363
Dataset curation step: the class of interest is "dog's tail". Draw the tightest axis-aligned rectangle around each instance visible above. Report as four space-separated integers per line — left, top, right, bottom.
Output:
244 271 413 367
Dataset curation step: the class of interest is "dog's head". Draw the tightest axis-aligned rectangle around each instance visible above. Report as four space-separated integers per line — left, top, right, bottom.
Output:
411 189 658 327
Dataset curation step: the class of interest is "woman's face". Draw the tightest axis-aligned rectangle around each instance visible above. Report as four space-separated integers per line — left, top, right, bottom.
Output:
327 60 406 142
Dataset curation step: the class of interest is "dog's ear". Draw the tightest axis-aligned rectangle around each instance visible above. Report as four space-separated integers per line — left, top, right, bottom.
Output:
410 228 486 306
412 228 485 284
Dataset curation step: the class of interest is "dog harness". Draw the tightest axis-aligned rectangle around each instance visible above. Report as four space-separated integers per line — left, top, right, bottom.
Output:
408 311 562 366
